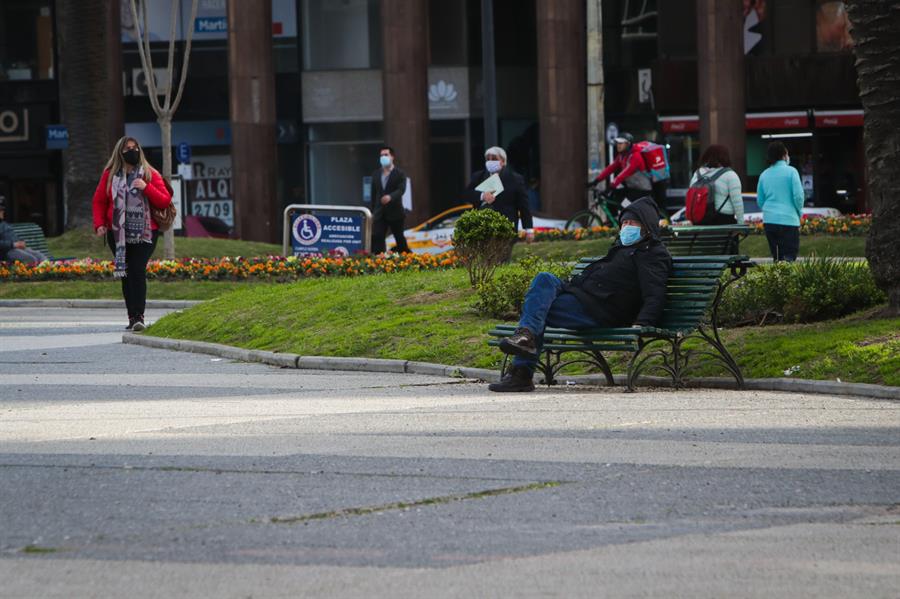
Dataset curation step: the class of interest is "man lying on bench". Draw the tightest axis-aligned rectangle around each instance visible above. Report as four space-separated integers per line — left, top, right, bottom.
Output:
490 196 673 392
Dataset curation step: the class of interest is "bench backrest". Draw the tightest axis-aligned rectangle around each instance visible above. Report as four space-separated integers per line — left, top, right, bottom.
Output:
660 225 750 256
572 255 743 332
9 222 54 260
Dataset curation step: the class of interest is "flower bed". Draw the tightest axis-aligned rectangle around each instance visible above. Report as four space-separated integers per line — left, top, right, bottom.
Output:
532 214 872 241
526 225 617 242
0 252 461 282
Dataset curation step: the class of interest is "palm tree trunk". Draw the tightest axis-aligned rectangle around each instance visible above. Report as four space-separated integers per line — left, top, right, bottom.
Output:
56 0 116 230
846 1 900 314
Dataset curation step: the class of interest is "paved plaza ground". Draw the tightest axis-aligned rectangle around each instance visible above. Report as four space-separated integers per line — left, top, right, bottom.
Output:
1 306 898 598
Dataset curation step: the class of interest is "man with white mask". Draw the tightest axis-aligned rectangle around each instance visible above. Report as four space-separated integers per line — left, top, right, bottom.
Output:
464 146 534 242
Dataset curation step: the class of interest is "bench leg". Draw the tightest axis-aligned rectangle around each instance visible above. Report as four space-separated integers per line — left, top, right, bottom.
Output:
626 336 683 391
691 325 745 389
538 351 558 386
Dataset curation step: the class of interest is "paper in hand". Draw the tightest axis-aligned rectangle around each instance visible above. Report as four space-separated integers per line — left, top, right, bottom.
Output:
475 173 504 197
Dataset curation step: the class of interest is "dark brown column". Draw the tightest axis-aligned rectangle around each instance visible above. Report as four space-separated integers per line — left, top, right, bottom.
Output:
697 0 746 181
536 0 587 218
106 0 124 149
228 0 278 242
380 0 430 224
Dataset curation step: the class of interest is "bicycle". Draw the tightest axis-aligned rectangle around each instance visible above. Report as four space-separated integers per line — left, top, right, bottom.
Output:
565 187 624 231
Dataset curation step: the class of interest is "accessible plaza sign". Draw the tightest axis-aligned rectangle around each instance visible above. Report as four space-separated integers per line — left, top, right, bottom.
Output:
283 204 373 257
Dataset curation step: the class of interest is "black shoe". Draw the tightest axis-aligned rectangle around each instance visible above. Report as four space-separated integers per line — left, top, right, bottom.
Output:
499 327 537 358
131 315 145 332
488 365 535 393
126 317 135 331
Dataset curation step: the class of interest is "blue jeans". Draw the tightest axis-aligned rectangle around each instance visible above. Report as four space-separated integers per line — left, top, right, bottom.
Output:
513 272 601 371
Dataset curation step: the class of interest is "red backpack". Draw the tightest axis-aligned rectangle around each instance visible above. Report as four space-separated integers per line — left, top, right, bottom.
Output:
685 167 732 225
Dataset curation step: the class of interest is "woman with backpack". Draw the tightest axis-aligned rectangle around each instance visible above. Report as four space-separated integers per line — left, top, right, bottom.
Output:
92 136 172 331
688 145 744 225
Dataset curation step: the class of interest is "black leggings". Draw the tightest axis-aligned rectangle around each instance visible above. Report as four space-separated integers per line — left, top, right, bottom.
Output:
107 230 158 317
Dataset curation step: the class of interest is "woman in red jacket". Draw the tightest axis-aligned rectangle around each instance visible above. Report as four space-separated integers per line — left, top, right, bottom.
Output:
92 136 171 331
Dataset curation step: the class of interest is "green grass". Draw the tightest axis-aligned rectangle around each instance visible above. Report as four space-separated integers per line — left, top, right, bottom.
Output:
47 227 282 260
147 268 899 386
149 269 504 370
0 280 252 300
512 234 865 261
48 227 863 263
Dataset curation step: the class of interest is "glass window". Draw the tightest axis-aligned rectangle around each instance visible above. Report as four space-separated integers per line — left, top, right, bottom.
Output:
773 0 813 56
0 1 54 81
302 0 382 70
429 0 466 66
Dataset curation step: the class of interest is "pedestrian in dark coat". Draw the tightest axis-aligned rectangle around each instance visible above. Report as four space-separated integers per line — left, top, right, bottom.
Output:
464 146 534 240
489 196 672 392
0 195 49 264
370 146 409 254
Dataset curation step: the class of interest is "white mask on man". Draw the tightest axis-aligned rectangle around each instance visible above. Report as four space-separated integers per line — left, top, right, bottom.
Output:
485 160 502 174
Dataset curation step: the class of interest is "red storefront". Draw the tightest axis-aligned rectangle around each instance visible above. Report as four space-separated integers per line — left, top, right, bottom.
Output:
658 110 866 213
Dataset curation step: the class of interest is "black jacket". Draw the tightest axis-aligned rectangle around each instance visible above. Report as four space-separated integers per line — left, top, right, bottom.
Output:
463 167 533 231
0 220 20 259
370 167 407 222
564 198 672 327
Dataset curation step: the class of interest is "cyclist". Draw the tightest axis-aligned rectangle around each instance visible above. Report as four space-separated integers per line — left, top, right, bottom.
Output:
591 133 652 199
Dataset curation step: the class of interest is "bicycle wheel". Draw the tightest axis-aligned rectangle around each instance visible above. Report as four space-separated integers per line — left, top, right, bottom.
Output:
565 211 601 231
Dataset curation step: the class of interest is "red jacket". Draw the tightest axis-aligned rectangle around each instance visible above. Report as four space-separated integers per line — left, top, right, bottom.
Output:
92 168 172 231
594 147 651 190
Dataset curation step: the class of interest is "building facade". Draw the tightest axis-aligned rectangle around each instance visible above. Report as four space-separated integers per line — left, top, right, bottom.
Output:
605 0 865 213
0 0 866 240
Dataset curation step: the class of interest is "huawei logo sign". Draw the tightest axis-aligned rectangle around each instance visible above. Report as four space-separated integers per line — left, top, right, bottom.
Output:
428 80 458 103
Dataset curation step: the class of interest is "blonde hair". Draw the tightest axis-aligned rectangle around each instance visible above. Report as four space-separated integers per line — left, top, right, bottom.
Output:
105 136 156 193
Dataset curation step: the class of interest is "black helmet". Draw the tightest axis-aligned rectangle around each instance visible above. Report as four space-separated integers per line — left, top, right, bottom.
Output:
613 132 634 144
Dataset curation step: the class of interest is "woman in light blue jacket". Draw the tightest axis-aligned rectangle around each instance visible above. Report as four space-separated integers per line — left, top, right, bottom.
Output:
757 142 804 261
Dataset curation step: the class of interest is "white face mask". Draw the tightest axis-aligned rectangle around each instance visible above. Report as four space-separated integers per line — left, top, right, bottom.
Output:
485 160 502 174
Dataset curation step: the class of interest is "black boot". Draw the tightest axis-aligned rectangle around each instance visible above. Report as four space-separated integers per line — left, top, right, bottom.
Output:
488 365 535 392
499 327 538 359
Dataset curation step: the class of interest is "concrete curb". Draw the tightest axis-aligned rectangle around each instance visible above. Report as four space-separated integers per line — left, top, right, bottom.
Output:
122 333 899 400
0 299 200 309
122 334 495 381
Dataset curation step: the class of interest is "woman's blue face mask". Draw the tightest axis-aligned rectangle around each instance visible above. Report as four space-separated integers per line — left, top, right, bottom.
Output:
619 224 643 246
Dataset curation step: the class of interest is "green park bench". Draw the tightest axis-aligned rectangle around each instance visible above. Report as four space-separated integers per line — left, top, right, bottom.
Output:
8 222 57 261
660 224 751 256
488 255 753 391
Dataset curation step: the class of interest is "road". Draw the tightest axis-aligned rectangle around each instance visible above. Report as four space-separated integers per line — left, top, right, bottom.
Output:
1 306 898 598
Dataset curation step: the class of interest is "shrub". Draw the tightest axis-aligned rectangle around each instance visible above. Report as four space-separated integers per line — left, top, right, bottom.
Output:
452 209 517 288
475 255 574 319
719 257 886 326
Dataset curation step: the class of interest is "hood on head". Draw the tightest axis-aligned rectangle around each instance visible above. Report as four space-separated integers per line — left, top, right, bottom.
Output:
618 196 661 240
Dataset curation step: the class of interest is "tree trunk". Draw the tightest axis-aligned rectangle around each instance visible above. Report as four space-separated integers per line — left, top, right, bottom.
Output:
159 115 175 258
846 1 900 314
56 0 116 229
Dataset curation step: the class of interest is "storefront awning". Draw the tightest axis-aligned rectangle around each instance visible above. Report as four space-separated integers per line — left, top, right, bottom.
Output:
813 110 863 127
659 111 813 133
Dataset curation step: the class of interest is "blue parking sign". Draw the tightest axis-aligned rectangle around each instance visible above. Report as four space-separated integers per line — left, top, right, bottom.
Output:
291 213 365 257
176 142 191 164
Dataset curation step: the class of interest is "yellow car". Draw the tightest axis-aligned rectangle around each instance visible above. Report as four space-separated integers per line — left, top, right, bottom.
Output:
388 204 566 254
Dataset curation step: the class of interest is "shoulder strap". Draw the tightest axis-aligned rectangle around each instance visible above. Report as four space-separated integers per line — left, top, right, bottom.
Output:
711 168 734 213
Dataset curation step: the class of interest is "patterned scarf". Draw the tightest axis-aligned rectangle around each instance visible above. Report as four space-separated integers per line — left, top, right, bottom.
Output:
111 167 153 278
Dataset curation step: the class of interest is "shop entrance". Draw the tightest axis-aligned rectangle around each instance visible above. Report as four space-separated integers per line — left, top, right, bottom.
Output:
815 128 866 213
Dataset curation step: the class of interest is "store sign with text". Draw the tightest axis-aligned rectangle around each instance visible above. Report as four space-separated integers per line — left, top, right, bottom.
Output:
187 155 233 227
